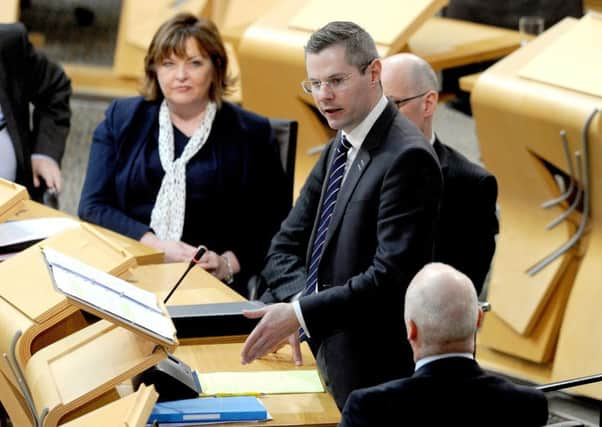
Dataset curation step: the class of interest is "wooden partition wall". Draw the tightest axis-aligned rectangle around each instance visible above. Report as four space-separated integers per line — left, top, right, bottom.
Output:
472 15 602 399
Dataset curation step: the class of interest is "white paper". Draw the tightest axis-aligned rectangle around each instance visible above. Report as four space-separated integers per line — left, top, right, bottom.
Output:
0 217 80 246
43 247 176 343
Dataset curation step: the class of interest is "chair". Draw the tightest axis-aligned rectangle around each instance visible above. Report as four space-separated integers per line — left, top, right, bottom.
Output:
246 118 297 301
268 117 297 211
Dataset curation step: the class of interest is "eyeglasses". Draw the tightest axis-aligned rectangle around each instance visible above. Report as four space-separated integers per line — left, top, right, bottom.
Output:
388 91 428 108
301 73 354 94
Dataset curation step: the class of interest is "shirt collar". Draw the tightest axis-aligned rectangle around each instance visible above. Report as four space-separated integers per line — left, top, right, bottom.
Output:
429 132 436 145
415 352 474 372
342 95 388 150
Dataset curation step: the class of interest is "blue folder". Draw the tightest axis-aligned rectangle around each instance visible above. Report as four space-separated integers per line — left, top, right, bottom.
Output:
148 396 267 423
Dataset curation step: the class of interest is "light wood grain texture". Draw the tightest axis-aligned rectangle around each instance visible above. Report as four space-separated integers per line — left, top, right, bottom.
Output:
0 200 162 365
60 384 158 427
124 261 245 305
472 18 583 335
175 342 340 426
0 179 28 222
478 254 579 362
0 0 18 23
25 320 165 427
289 0 447 56
472 16 602 400
519 14 602 98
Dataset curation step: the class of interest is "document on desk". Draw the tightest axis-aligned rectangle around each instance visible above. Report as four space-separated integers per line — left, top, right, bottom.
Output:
42 247 177 345
198 369 324 396
0 217 79 254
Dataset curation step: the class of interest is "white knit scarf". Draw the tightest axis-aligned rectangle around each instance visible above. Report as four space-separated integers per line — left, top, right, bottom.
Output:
150 99 217 240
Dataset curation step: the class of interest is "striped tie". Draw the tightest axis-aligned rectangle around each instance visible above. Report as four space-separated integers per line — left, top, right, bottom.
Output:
299 135 351 341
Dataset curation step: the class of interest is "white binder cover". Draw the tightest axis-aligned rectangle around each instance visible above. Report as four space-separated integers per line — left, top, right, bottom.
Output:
42 247 177 345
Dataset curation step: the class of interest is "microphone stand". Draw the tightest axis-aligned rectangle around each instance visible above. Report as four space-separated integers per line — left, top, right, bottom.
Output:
163 245 207 304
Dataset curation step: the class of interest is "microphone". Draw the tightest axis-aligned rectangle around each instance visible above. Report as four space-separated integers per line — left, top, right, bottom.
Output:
163 245 207 304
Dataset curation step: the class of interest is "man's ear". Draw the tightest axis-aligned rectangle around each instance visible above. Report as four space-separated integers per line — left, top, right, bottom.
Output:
406 319 418 342
423 90 439 118
476 307 484 329
369 59 382 86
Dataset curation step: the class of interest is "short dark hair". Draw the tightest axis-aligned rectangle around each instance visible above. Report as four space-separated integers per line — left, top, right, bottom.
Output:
141 13 232 105
305 21 379 73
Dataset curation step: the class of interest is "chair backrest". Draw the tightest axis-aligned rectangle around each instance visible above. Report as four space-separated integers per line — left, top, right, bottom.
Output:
268 118 298 209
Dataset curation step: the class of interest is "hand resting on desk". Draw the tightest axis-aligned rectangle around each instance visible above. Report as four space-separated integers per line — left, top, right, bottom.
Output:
241 303 303 366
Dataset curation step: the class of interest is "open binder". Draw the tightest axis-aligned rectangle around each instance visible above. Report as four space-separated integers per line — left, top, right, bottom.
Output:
41 247 178 349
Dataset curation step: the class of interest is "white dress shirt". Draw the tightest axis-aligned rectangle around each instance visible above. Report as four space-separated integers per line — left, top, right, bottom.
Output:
293 95 389 338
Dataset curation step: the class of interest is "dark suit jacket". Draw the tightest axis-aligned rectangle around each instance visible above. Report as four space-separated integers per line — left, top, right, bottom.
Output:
433 138 498 294
340 357 549 426
79 97 288 295
260 101 443 409
0 23 71 197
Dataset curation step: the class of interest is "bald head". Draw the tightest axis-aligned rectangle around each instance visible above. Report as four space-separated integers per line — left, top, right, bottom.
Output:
381 53 438 138
405 263 480 358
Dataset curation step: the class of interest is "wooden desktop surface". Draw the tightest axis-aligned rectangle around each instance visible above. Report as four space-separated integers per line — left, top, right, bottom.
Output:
6 199 163 265
0 201 341 425
175 342 340 427
127 262 341 426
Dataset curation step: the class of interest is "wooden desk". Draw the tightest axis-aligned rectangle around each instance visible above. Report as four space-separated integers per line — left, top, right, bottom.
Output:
472 15 602 399
176 342 340 427
7 199 163 265
0 201 340 425
0 0 18 23
128 262 341 425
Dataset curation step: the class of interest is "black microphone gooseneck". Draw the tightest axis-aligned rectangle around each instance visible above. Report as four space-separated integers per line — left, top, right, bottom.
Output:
163 245 207 304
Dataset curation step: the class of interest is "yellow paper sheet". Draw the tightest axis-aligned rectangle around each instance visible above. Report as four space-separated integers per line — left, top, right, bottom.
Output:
198 370 324 395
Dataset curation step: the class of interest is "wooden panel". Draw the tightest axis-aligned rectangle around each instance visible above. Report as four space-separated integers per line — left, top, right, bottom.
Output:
124 262 245 305
471 16 602 401
409 17 522 70
472 18 582 335
0 0 18 23
478 254 579 362
0 179 28 222
289 0 447 55
61 384 158 427
519 14 602 98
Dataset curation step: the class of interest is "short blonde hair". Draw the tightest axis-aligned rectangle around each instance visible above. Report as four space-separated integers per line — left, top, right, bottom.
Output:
141 13 232 105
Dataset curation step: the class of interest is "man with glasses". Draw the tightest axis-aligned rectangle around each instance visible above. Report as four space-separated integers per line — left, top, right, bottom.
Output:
241 21 443 409
381 53 498 294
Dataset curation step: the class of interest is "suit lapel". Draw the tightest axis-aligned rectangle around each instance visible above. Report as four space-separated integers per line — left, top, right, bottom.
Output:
433 137 449 175
321 102 397 257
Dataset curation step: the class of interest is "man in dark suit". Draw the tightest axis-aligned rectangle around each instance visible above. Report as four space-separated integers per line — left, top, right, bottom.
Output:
0 23 71 200
340 263 549 426
381 53 498 294
241 21 443 409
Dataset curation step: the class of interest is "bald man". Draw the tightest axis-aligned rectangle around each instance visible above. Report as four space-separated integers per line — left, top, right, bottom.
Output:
339 263 549 427
381 53 498 294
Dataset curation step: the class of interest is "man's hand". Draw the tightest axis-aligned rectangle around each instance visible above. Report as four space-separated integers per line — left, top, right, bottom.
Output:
31 156 62 192
241 303 303 366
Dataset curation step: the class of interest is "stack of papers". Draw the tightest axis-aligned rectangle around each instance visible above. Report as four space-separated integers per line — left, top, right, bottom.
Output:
147 396 269 425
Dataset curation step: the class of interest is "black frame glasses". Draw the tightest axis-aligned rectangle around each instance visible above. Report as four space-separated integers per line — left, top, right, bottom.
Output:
388 91 429 108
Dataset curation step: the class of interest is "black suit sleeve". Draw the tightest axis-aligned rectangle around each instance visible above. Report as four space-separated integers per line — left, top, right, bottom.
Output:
18 23 71 164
